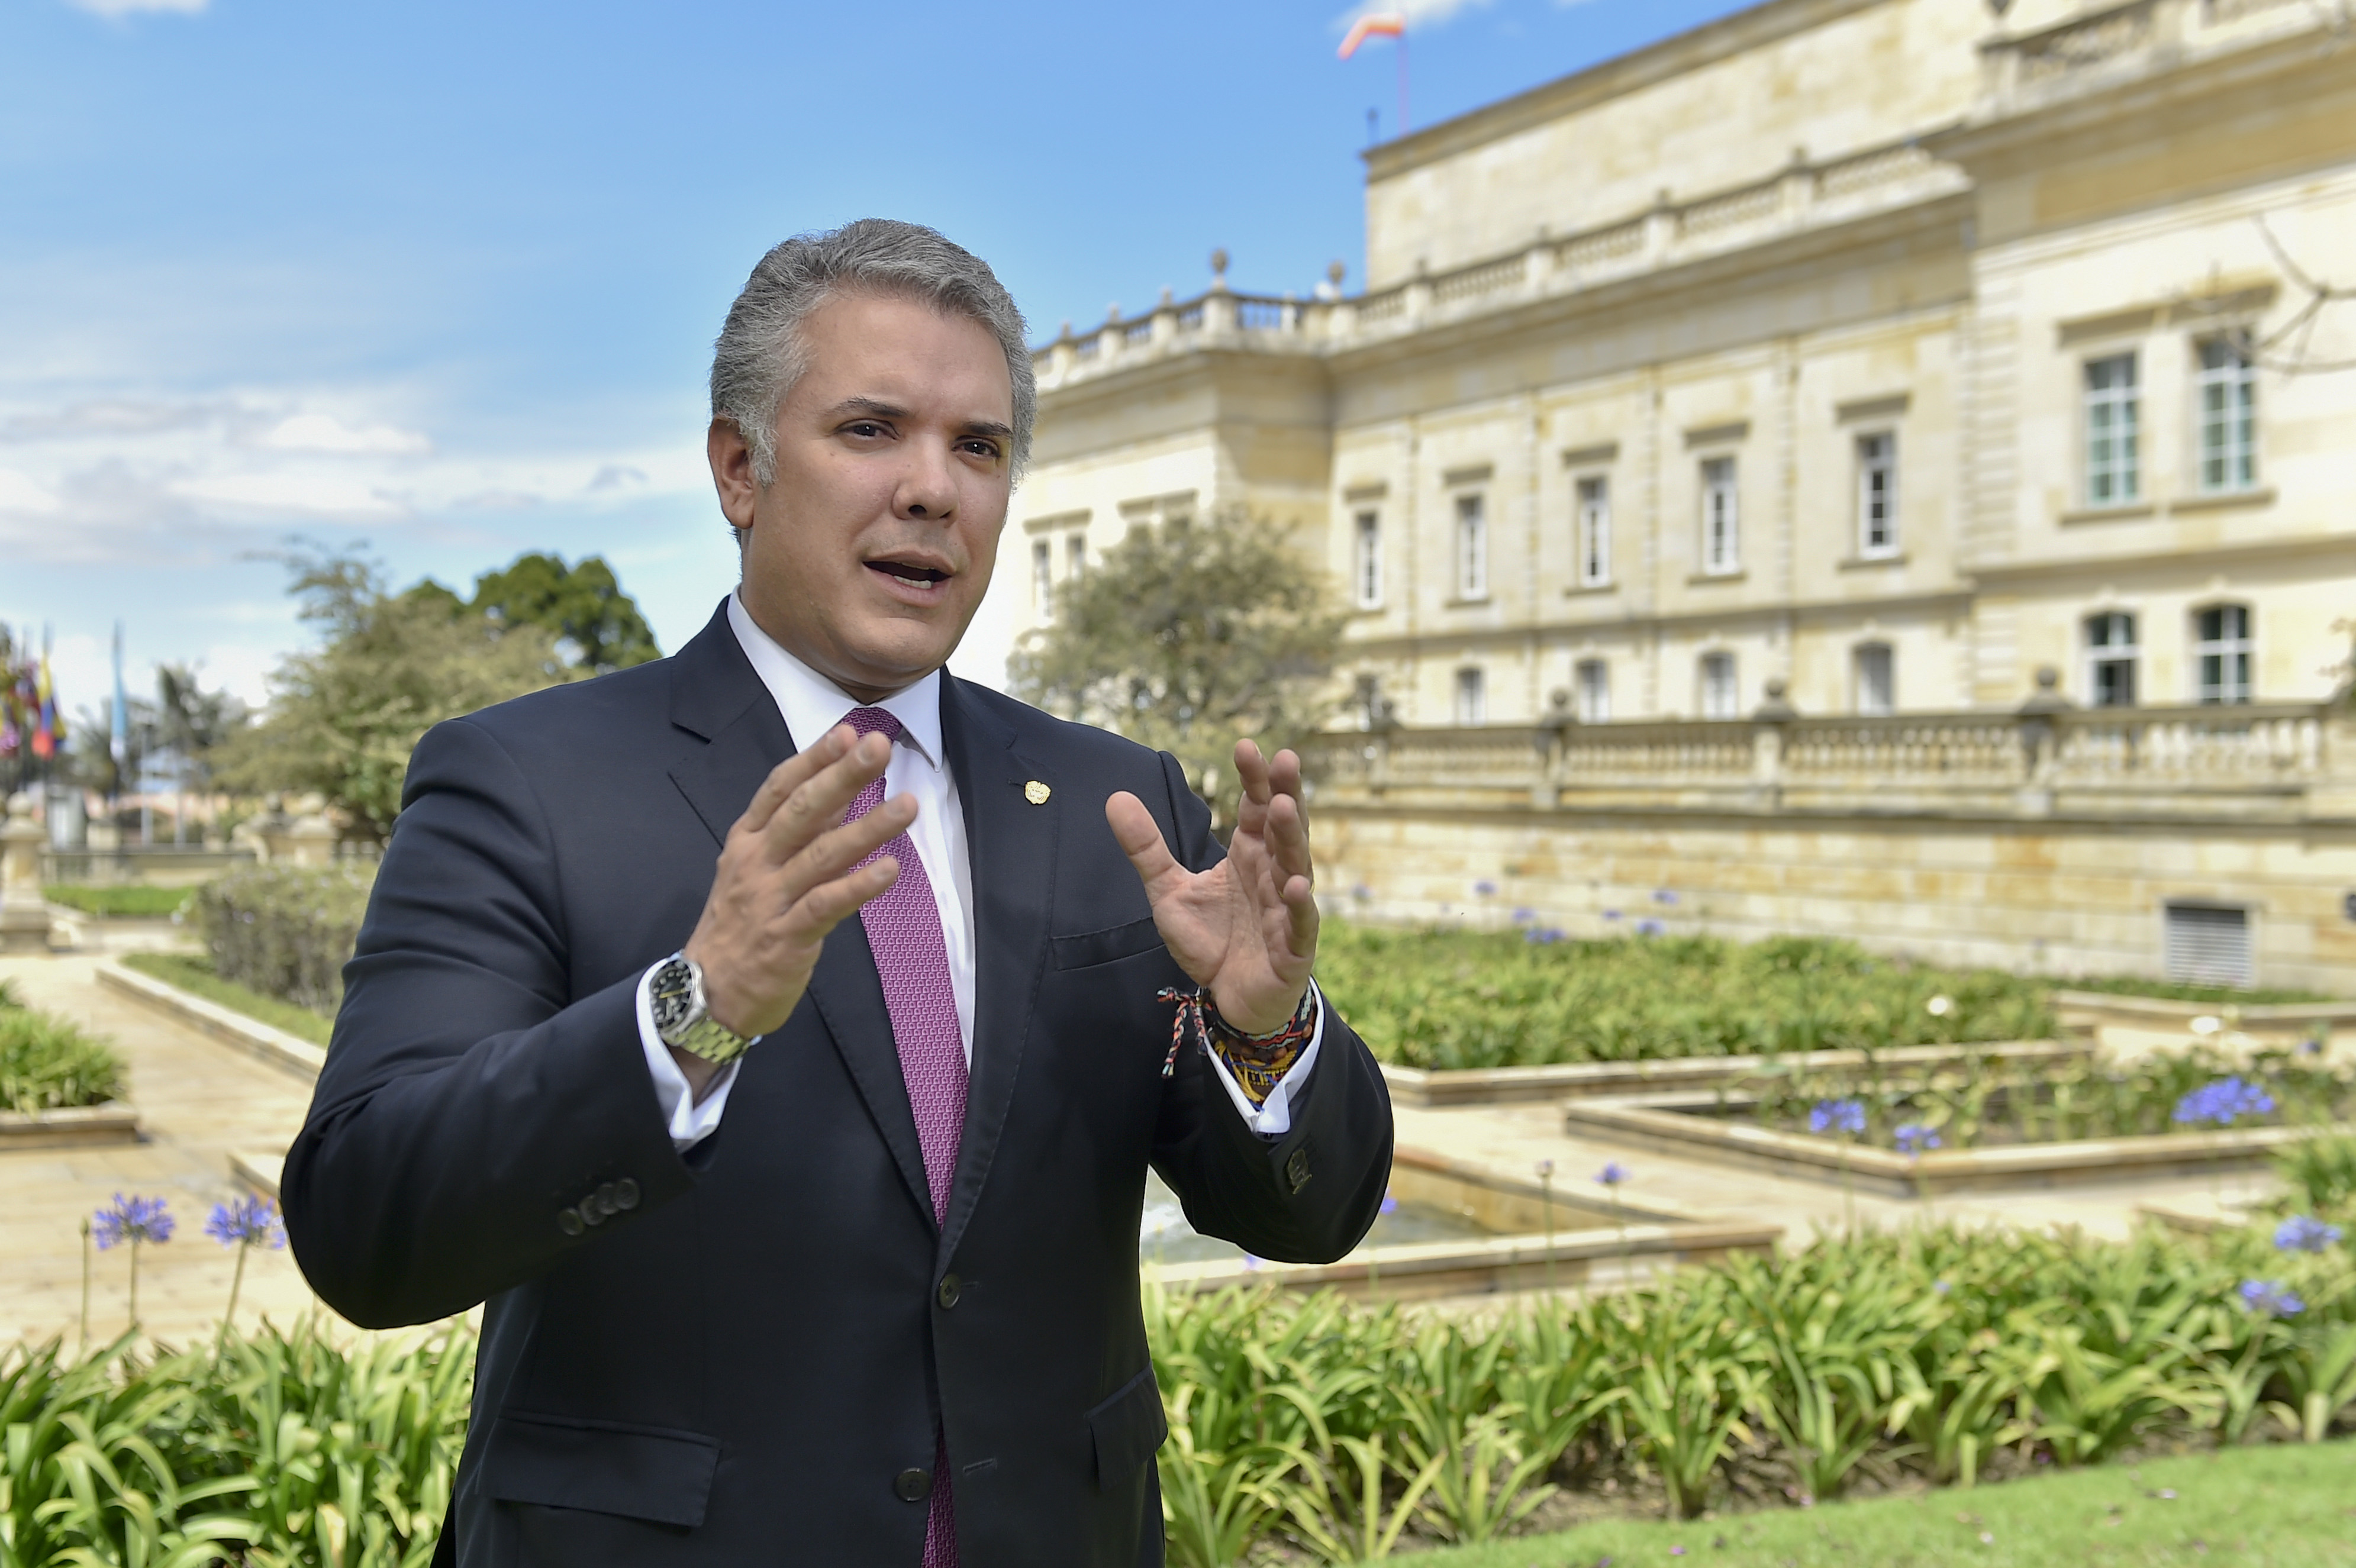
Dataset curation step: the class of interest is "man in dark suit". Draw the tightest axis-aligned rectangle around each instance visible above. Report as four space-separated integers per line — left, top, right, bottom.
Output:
282 219 1393 1567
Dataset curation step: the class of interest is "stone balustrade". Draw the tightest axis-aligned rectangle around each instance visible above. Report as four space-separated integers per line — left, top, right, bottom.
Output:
1311 702 2356 823
1975 0 2316 105
1030 134 1968 393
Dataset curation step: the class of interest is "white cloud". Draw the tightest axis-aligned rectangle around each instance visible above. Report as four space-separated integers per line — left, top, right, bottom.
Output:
589 463 648 491
0 467 60 513
69 0 210 16
256 412 431 456
0 399 223 442
172 472 405 517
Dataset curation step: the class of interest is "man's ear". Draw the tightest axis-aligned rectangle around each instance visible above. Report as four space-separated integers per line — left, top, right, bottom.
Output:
708 418 760 534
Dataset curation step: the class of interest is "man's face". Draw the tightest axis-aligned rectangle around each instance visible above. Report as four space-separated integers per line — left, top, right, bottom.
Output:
713 290 1015 702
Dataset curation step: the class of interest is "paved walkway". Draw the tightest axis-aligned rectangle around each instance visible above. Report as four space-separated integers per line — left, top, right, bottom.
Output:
4 931 2277 1349
2 941 325 1351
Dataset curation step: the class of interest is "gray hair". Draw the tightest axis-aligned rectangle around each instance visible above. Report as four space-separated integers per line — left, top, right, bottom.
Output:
710 218 1035 490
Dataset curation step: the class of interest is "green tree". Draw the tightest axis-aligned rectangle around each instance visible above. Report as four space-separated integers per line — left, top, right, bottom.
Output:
1009 508 1349 833
214 547 579 838
469 551 660 673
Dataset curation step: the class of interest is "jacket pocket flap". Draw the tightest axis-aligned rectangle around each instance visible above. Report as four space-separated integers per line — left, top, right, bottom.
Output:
481 1413 720 1528
1052 917 1164 970
1085 1366 1169 1489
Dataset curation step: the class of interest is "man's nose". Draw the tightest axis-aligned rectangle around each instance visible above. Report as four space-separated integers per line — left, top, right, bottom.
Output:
895 439 958 521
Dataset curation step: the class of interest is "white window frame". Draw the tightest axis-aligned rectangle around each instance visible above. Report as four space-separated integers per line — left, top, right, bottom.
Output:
1856 431 1899 557
1455 492 1488 601
1699 651 1738 720
1453 666 1487 726
1699 457 1740 575
1854 642 1894 717
1575 475 1612 588
1575 657 1610 723
2084 352 2141 508
1352 510 1383 609
1031 538 1055 619
2194 337 2257 495
2193 603 2252 706
2086 610 2139 708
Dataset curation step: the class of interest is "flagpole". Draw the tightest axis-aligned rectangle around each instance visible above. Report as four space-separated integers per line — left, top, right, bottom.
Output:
1398 34 1409 134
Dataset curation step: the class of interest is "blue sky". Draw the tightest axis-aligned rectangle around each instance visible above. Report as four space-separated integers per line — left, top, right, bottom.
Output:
0 0 1755 722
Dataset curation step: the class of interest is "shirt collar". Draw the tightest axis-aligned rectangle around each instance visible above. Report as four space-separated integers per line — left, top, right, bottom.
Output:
726 591 943 769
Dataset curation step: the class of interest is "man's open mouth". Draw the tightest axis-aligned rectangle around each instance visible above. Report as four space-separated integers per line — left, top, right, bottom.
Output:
867 560 951 588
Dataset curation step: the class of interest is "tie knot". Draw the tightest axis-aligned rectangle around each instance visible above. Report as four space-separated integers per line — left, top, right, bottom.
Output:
845 705 904 743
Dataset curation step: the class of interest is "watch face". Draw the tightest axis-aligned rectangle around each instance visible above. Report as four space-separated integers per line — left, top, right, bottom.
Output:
649 957 698 1035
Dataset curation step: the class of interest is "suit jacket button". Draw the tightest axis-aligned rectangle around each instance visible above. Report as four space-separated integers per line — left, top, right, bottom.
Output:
894 1467 933 1502
936 1273 961 1309
581 1198 607 1226
557 1208 584 1237
613 1178 640 1210
595 1182 620 1214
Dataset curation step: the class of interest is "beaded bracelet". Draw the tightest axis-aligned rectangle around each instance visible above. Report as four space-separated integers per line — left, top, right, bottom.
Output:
1156 985 1318 1108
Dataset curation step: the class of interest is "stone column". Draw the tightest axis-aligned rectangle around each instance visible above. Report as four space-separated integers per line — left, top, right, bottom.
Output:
288 793 337 867
1 793 55 953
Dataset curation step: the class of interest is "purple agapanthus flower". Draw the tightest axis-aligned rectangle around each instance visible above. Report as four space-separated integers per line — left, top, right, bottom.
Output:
1473 880 1499 897
1512 906 1536 925
1596 1162 1630 1188
205 1195 285 1250
2173 1077 2277 1127
1810 1099 1867 1137
2240 1278 2305 1318
1635 918 1665 937
1893 1122 1941 1156
1525 925 1567 945
2274 1215 2344 1254
1653 889 1679 905
92 1193 174 1251
1601 909 1622 922
1932 1279 1953 1295
1378 1190 1400 1216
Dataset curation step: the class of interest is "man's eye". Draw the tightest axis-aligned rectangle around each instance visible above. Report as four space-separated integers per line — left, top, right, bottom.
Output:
845 421 887 439
960 440 1002 460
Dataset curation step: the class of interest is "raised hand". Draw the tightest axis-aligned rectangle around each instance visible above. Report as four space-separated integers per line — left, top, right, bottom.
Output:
679 725 913 1093
1106 739 1317 1036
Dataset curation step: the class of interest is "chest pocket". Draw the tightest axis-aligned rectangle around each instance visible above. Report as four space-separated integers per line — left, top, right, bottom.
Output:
1050 917 1164 971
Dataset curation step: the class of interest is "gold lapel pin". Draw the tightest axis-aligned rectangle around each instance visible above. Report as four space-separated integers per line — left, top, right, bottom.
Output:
1024 780 1052 805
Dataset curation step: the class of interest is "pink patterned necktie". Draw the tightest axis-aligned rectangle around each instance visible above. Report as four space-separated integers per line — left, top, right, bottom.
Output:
842 705 966 1568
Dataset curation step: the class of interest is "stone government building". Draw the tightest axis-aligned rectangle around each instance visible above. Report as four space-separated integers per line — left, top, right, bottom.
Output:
990 0 2356 990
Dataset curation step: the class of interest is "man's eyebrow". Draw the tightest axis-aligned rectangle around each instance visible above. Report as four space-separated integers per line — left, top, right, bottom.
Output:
828 396 911 420
960 419 1016 442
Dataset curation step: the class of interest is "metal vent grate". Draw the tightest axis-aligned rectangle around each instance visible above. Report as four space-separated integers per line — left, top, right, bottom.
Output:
2164 904 2252 988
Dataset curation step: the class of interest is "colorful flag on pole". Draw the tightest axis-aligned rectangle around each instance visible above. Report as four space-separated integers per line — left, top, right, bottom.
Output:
1338 12 1405 59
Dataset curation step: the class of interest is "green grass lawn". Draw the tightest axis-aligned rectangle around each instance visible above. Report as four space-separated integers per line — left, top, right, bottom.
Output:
118 950 333 1047
1415 1443 2356 1567
43 883 197 918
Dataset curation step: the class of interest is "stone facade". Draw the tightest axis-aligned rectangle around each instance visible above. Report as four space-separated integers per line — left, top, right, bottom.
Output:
982 0 2356 987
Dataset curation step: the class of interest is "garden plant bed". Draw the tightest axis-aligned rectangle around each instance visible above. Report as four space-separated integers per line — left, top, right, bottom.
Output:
0 1101 141 1149
1562 1092 2352 1196
1143 1144 1779 1298
97 956 327 1080
2055 987 2356 1059
1382 1038 2086 1107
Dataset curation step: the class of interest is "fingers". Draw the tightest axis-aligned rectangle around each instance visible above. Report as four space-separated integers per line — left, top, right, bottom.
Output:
1106 791 1187 899
734 727 852 839
757 727 895 863
776 791 914 905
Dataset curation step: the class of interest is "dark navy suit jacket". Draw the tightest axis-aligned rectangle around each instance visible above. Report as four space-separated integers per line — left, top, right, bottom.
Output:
282 602 1393 1566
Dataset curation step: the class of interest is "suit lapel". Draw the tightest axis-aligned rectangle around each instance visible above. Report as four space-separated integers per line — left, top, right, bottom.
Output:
663 604 933 1228
936 675 1059 1266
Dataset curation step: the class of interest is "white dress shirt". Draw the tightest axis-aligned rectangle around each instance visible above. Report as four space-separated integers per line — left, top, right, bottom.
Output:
634 591 1323 1149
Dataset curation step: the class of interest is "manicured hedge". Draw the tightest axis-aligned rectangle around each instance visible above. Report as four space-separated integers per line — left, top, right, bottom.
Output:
1317 927 2055 1071
43 883 198 919
195 864 375 1016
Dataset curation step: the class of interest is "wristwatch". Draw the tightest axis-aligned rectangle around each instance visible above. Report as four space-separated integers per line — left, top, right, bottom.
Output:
647 952 756 1066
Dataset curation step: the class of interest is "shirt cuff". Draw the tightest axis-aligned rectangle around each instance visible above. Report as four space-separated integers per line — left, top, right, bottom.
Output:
1203 980 1326 1139
636 963 739 1151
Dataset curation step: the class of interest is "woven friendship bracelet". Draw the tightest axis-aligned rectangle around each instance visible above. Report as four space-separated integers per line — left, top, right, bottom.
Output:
1155 986 1318 1108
